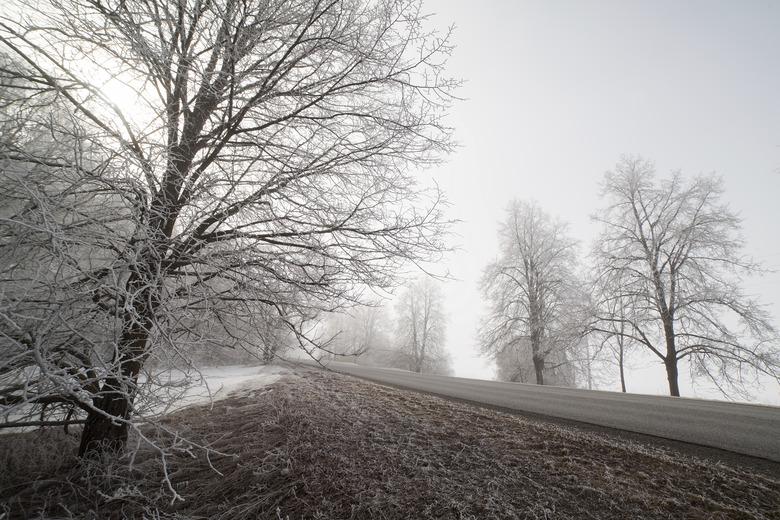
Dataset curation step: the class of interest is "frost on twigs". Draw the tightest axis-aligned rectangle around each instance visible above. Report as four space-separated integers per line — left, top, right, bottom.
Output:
0 0 457 461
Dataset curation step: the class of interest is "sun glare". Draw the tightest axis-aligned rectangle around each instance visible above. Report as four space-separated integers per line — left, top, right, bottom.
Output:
97 75 145 124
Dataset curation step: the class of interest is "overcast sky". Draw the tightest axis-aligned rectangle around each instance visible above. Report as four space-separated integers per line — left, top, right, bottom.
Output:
421 0 780 403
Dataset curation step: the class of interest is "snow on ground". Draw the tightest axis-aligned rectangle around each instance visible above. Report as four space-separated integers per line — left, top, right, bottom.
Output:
151 364 290 415
0 365 290 434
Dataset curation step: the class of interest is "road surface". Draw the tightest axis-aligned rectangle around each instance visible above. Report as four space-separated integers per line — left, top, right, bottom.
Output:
315 361 780 462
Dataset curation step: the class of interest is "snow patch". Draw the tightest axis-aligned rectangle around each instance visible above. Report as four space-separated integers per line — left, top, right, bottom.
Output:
158 364 289 413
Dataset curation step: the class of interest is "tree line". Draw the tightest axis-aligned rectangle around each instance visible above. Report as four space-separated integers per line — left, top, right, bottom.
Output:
320 277 452 376
480 156 779 398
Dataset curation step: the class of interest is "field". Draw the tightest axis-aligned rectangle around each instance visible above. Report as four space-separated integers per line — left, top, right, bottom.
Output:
2 368 779 519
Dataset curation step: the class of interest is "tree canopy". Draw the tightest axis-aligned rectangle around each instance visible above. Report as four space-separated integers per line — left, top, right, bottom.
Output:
0 0 457 455
592 156 779 397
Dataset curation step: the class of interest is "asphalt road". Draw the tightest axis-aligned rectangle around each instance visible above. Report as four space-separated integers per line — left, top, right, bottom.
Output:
317 361 780 462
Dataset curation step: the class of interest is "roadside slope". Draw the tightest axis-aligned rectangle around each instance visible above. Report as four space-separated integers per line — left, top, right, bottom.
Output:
321 361 780 462
3 368 778 519
165 370 780 519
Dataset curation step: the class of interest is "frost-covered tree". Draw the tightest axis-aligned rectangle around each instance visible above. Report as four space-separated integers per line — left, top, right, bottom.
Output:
592 156 779 397
589 272 640 392
0 0 456 457
320 304 391 360
395 277 451 374
479 200 587 386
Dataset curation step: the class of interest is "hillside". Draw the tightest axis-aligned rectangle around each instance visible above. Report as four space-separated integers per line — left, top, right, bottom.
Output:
2 368 779 519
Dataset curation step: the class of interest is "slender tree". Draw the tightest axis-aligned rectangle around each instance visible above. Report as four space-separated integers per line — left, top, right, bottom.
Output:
590 273 639 392
320 304 389 359
395 277 450 374
0 0 456 457
592 156 779 397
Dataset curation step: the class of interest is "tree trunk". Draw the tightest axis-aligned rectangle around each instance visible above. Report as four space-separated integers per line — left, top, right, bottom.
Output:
661 313 680 397
528 284 545 386
78 376 134 456
665 358 680 397
585 341 593 390
78 340 146 456
532 356 544 385
79 273 155 457
530 331 545 385
619 357 626 393
618 338 626 393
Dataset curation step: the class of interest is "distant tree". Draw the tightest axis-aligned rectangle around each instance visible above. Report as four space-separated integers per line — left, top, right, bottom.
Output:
479 200 587 386
395 277 451 375
592 156 779 397
494 338 534 383
0 0 456 460
320 304 390 360
494 337 578 385
347 305 401 368
171 297 292 366
589 273 639 392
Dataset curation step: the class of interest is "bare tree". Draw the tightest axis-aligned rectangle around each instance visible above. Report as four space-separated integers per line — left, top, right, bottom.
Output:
589 273 639 393
592 156 779 397
493 337 577 385
395 277 451 374
0 0 456 459
319 303 389 360
171 295 292 366
479 200 586 386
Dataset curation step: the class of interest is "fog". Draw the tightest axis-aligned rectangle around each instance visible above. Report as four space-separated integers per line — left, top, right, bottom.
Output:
421 0 780 403
2 2 779 516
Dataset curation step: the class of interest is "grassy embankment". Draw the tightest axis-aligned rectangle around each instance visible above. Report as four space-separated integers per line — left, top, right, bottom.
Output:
2 369 779 519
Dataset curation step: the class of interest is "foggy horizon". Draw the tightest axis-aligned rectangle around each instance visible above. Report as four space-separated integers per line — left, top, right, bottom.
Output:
417 0 780 404
3 1 779 517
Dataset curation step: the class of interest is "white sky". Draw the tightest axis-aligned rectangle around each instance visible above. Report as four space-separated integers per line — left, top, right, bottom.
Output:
422 0 780 404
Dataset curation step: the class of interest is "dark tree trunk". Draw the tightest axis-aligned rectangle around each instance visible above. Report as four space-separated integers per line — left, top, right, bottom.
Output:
618 339 626 393
532 356 544 385
78 117 180 457
530 330 545 385
78 375 134 456
619 358 626 393
585 343 593 390
78 336 147 456
79 272 156 457
665 358 680 397
528 286 545 386
661 313 680 397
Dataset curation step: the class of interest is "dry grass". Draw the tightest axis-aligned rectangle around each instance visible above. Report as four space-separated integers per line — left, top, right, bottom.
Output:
2 369 779 519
